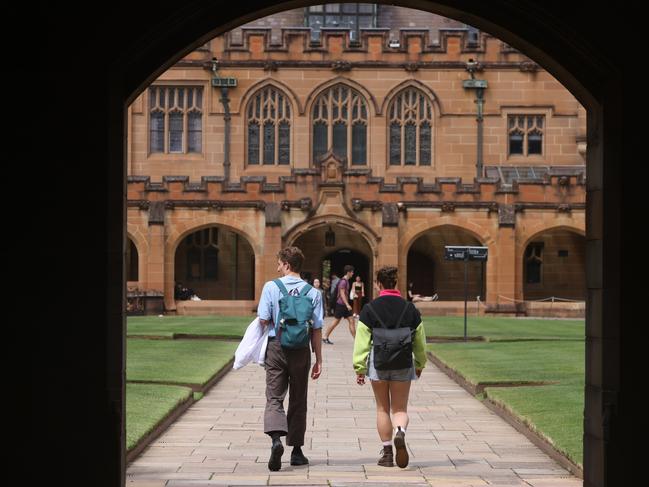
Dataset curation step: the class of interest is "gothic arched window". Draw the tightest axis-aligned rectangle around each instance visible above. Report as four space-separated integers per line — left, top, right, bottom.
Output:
246 86 292 165
312 84 368 165
388 88 433 166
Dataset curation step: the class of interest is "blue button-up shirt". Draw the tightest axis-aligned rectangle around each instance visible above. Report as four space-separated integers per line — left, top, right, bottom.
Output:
257 275 324 337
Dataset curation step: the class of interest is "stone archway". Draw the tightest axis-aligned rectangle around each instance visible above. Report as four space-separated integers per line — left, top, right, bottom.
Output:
33 2 632 486
522 227 587 302
286 216 377 303
406 224 487 301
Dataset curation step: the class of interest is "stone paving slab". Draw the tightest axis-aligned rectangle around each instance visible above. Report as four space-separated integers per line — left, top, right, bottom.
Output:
126 317 582 486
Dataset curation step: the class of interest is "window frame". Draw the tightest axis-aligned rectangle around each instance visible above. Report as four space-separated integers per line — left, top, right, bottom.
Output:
147 83 205 157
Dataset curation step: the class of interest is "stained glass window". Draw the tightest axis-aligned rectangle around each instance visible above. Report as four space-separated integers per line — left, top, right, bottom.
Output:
388 88 434 166
246 86 292 166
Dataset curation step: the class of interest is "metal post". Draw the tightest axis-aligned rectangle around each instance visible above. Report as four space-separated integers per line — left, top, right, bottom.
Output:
220 86 231 183
476 87 485 179
464 256 469 341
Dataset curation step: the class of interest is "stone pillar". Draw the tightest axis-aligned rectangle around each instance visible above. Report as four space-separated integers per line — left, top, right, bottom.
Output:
380 203 400 293
486 205 516 305
146 201 167 308
261 203 283 296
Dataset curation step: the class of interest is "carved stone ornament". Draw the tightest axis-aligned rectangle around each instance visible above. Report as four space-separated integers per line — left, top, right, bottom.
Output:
498 204 516 227
558 204 572 213
331 60 352 72
558 176 570 186
403 62 420 72
382 203 399 227
263 60 278 72
441 202 456 212
520 61 540 72
317 150 346 183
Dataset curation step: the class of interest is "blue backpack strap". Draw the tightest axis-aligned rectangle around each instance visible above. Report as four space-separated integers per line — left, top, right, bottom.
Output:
299 283 313 297
273 278 289 297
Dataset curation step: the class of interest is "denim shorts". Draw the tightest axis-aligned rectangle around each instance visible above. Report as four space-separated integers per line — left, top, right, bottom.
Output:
366 347 417 382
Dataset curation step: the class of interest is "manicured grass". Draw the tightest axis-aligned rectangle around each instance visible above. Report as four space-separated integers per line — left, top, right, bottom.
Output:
127 339 238 385
428 340 584 466
126 383 193 451
127 315 254 338
422 316 584 341
486 381 584 465
428 340 584 384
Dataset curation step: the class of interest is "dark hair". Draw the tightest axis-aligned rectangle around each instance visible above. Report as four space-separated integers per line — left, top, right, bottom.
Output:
277 246 304 272
376 266 398 289
343 265 355 274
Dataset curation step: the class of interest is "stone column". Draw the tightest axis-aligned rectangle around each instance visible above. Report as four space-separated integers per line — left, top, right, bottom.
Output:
146 201 167 308
486 205 516 306
380 203 400 295
261 203 283 297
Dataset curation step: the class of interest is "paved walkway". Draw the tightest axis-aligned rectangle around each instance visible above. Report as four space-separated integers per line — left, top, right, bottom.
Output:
127 317 582 487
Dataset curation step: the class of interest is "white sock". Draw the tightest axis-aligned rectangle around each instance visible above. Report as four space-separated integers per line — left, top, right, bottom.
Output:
382 440 392 446
396 426 406 434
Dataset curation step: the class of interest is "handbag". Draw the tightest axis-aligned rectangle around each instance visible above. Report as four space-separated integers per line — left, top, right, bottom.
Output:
365 302 413 370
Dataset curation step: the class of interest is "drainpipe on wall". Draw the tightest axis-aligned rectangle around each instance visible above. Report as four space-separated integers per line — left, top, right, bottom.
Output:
463 59 488 179
209 58 237 183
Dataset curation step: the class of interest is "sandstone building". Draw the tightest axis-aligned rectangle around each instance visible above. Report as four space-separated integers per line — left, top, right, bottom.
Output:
126 4 586 317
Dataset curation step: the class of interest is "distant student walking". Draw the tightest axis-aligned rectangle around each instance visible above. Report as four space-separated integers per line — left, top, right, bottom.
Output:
353 266 427 468
351 275 365 318
322 265 355 344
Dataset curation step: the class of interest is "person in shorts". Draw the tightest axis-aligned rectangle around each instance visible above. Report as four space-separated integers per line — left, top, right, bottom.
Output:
322 265 355 343
352 266 427 469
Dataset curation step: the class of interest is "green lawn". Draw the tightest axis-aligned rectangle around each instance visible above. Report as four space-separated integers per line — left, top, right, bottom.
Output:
127 339 238 385
422 316 584 341
127 315 254 338
428 339 584 466
126 383 193 451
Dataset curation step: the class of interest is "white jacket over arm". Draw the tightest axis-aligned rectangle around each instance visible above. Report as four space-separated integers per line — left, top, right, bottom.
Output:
233 317 269 369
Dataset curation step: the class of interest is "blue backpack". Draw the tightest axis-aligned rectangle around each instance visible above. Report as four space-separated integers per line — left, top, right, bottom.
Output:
273 279 315 349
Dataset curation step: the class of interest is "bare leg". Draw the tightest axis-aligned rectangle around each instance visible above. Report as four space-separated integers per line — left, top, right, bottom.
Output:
370 380 392 442
347 316 356 338
324 318 341 340
388 380 411 431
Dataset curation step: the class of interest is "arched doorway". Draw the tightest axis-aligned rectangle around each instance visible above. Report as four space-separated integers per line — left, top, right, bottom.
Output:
174 226 255 300
523 229 586 301
407 225 486 301
126 238 139 283
291 222 374 302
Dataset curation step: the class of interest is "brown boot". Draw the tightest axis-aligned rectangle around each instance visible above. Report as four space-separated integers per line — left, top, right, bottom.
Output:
377 445 394 467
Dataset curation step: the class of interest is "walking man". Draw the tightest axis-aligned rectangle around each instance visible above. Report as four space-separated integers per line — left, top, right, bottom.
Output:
258 247 324 471
322 265 356 344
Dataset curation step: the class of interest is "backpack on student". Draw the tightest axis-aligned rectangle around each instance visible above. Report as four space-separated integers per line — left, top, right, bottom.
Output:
273 279 315 350
364 301 414 370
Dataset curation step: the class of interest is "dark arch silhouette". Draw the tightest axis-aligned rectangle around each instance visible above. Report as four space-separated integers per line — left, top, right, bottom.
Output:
29 2 638 486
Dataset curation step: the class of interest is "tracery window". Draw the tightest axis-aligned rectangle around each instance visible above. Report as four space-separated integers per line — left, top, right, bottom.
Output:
149 86 203 154
312 84 368 165
508 115 544 156
388 88 433 166
247 86 291 165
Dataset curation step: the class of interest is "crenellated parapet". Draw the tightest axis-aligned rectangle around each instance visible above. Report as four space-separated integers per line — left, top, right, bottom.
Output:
127 166 585 225
187 27 537 68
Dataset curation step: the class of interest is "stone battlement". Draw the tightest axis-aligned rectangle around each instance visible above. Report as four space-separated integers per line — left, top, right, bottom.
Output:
194 27 534 66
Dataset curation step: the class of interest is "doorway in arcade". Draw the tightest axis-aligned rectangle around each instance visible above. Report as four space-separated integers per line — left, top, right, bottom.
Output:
292 225 373 306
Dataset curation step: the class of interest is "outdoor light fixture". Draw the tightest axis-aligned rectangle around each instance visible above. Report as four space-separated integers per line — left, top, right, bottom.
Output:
325 227 335 247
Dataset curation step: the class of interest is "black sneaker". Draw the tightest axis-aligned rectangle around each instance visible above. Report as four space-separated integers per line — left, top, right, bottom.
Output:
377 445 394 467
322 338 334 345
393 427 409 468
290 446 309 466
268 438 284 471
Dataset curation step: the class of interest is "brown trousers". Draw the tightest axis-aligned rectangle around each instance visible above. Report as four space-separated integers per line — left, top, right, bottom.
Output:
264 338 311 446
